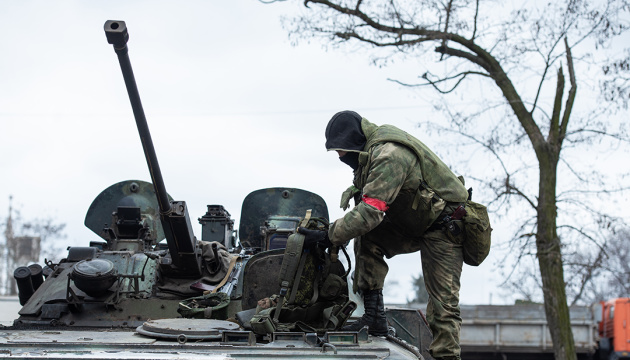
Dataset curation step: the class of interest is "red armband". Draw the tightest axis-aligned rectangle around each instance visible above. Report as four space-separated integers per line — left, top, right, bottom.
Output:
362 195 389 212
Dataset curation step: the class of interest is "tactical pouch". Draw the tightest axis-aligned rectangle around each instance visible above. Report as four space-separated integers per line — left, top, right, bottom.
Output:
387 185 446 237
322 300 357 329
319 273 345 301
250 310 278 334
461 200 492 266
412 186 446 227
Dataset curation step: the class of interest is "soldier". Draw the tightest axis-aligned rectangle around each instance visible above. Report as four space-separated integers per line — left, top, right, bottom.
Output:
299 110 469 360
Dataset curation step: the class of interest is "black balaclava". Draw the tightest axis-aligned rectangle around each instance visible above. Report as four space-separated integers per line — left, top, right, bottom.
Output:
325 110 366 171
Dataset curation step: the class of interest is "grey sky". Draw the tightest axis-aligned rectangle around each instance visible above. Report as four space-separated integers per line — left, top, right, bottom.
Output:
0 0 562 305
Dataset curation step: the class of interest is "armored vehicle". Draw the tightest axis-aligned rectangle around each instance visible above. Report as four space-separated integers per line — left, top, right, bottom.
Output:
1 20 432 360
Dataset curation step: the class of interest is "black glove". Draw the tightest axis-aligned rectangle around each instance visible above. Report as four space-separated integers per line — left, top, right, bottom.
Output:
297 227 333 248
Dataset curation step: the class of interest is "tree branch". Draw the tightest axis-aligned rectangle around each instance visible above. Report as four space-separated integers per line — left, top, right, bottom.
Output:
334 31 434 47
303 0 549 156
435 45 492 72
440 0 454 61
505 177 538 210
549 65 565 145
388 70 490 94
471 0 479 41
559 37 577 148
565 128 630 143
531 29 568 115
557 224 606 248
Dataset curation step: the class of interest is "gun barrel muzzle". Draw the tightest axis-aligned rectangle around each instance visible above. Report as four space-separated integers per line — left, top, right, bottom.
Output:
104 20 129 48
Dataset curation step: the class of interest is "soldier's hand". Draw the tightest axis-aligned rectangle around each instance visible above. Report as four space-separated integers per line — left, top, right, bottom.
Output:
297 227 332 248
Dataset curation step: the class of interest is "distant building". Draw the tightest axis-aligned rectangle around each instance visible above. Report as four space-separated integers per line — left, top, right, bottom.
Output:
3 197 41 295
5 236 41 295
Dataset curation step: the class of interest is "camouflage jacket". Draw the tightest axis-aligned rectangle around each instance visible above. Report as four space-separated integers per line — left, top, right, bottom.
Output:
328 118 468 244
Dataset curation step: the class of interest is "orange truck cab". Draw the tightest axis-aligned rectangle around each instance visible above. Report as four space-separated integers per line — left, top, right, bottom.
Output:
598 298 630 360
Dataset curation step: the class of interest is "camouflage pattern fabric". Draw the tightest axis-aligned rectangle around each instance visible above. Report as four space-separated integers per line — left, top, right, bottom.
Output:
328 142 422 244
328 118 467 359
292 252 316 305
361 119 469 202
353 217 464 359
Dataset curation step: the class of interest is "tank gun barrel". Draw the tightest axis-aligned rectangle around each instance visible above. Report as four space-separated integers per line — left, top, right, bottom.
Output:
104 20 201 276
104 20 170 213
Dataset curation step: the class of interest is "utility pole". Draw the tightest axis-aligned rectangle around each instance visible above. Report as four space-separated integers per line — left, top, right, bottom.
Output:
3 196 15 295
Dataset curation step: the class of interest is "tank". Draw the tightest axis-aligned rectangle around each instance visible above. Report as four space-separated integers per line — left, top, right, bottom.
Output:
0 20 432 360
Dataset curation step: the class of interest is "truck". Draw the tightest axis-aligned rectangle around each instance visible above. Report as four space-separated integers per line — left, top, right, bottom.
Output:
597 297 630 360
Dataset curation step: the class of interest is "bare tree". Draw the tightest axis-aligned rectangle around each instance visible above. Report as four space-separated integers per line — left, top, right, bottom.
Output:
1 198 66 295
262 1 630 359
601 230 630 297
567 228 630 304
408 273 430 304
510 227 630 306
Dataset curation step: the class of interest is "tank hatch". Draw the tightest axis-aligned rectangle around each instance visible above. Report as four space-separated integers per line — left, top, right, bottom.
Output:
84 180 173 242
136 318 240 341
238 188 329 252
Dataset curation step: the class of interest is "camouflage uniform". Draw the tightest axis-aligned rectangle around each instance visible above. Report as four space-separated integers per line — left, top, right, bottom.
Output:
328 118 468 359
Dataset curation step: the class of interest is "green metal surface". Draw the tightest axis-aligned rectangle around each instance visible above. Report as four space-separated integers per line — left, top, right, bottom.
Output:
239 188 329 250
84 180 172 242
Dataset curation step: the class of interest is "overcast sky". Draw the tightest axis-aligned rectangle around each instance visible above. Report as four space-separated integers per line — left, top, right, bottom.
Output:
0 0 595 305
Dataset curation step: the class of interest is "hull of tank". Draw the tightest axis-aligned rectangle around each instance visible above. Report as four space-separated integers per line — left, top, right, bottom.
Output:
0 327 422 359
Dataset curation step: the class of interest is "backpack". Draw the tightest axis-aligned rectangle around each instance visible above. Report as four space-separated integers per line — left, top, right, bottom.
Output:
249 212 356 335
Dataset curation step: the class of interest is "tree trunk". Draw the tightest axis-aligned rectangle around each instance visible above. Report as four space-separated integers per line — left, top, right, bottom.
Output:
537 145 577 360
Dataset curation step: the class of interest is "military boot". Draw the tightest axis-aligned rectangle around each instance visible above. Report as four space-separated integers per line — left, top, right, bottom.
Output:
341 289 388 336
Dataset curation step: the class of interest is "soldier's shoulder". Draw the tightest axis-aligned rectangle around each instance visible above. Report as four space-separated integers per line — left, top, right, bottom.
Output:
372 142 416 159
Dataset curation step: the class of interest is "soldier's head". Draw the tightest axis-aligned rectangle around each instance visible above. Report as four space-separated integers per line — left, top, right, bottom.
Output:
325 110 366 170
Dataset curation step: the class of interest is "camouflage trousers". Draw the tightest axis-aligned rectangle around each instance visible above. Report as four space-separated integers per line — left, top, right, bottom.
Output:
353 216 464 360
